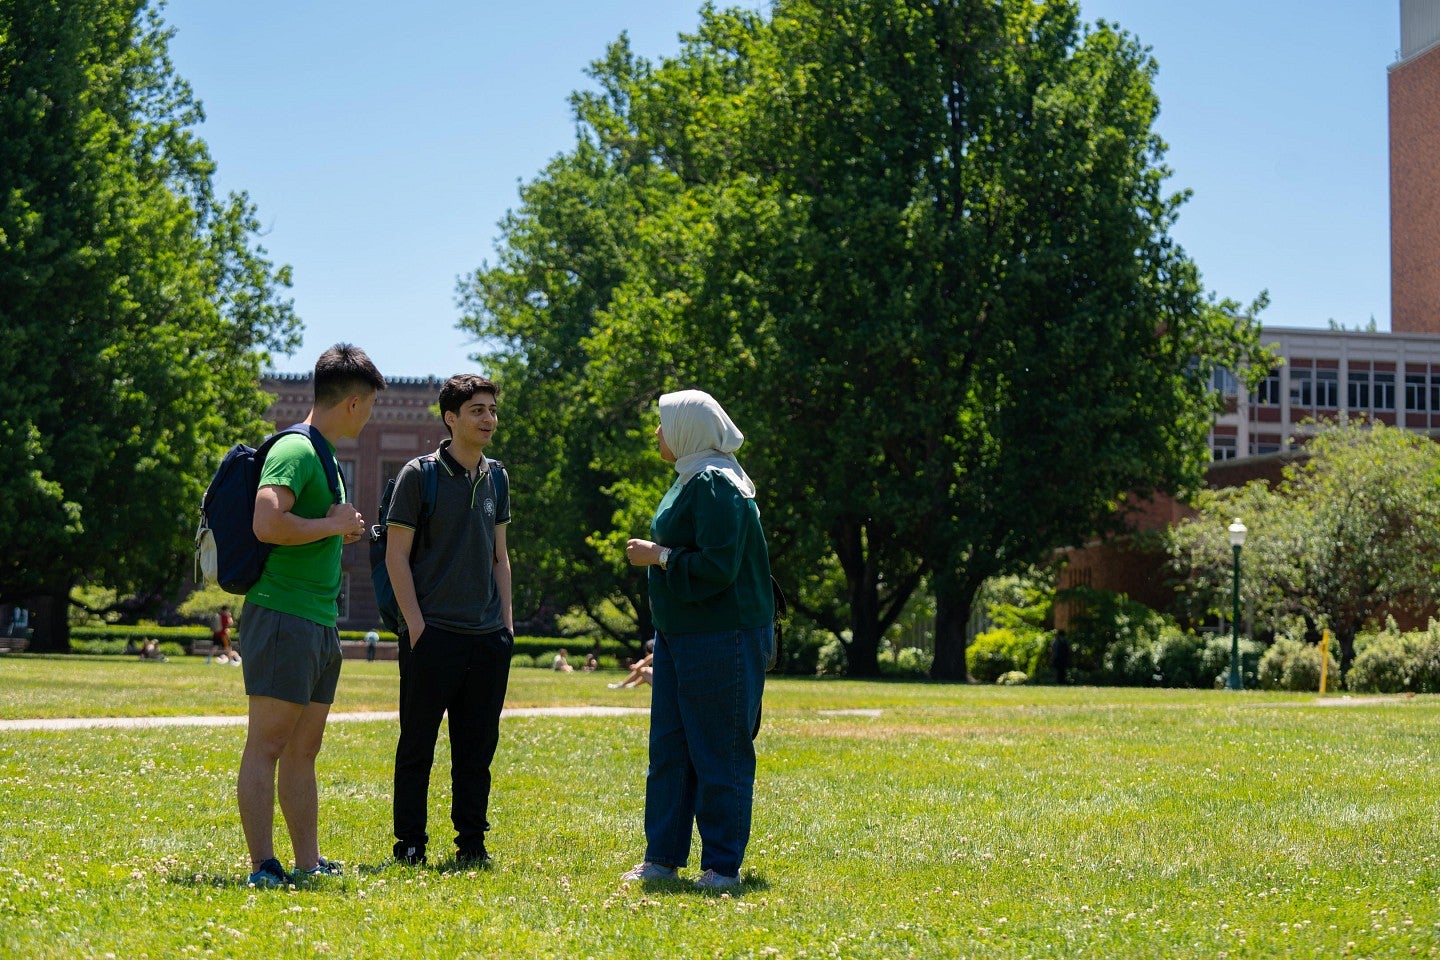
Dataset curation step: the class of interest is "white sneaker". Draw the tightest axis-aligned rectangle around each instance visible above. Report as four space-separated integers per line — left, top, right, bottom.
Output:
620 861 677 882
694 869 741 889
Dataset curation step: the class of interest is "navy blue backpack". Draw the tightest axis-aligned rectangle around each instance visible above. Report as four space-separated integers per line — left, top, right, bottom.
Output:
195 424 342 595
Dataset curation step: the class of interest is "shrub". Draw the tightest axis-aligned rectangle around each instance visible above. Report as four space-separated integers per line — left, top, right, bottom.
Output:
997 670 1028 686
774 626 826 676
1151 626 1209 688
816 639 847 677
1060 586 1174 685
967 628 1023 683
1201 634 1263 689
1258 637 1337 692
878 647 934 679
1347 634 1408 693
895 646 933 677
1349 621 1440 694
1257 637 1304 691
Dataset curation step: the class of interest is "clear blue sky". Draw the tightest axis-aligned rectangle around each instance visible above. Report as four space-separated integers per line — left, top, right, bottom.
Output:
161 0 1399 379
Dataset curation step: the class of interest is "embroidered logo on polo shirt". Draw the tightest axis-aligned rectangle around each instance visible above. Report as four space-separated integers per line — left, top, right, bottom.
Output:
484 498 495 518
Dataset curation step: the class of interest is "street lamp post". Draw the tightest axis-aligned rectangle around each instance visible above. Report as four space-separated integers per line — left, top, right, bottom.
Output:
1226 518 1248 691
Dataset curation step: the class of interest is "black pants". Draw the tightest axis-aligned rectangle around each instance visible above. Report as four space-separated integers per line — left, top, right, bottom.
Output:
393 625 511 855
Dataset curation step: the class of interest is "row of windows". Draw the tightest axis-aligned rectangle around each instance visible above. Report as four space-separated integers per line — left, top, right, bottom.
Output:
1210 436 1284 461
1241 370 1440 412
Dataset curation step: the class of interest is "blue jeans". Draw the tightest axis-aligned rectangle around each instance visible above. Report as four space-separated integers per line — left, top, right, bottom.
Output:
643 624 772 876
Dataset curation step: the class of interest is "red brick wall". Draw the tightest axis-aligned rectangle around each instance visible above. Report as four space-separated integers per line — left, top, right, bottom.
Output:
1390 44 1440 333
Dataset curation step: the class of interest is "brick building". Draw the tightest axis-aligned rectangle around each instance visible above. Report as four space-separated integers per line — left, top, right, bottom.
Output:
262 373 450 631
1390 0 1440 333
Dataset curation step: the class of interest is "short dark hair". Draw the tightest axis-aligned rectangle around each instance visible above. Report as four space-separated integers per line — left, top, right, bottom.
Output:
314 344 386 407
438 374 498 435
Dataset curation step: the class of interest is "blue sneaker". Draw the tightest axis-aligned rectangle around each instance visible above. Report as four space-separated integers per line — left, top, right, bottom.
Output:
296 856 343 881
247 858 291 889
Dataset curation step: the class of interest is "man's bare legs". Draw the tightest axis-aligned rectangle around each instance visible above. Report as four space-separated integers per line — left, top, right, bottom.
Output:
277 700 332 871
238 695 331 871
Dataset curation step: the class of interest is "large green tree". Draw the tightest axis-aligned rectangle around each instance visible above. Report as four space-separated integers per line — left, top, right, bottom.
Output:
0 0 298 649
464 1 1263 676
1168 421 1440 676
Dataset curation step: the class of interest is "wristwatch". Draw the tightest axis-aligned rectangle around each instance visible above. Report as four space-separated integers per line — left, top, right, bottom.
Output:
657 546 672 570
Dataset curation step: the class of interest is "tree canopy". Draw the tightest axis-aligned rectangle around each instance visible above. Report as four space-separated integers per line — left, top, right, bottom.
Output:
464 0 1264 676
0 0 298 648
1168 421 1440 675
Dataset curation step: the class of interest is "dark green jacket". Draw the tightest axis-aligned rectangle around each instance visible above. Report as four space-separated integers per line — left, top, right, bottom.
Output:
648 469 773 634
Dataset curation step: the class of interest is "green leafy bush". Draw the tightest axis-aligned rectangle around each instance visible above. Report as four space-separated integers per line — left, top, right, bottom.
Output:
1257 637 1337 692
1348 620 1440 693
1060 586 1174 685
1347 633 1410 693
816 639 847 677
967 628 1043 683
997 670 1028 686
878 647 934 678
1151 626 1209 688
1200 634 1263 689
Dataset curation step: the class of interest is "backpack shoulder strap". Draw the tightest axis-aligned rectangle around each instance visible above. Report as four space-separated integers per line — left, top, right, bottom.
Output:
417 455 440 522
261 423 343 504
416 454 440 551
486 458 508 508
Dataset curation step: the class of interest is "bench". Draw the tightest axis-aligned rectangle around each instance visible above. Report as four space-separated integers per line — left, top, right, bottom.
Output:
0 636 30 653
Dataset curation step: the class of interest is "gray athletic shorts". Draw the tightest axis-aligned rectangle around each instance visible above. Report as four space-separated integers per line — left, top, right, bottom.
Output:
240 602 343 705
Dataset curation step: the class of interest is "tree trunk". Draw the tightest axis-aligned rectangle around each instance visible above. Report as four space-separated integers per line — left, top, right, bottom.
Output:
930 582 973 682
846 571 883 678
831 519 886 678
26 590 71 653
1337 625 1358 682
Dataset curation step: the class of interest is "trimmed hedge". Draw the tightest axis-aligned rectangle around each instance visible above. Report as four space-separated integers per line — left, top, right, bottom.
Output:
66 624 636 662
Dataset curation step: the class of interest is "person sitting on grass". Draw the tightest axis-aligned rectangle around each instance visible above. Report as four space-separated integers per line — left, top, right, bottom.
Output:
608 647 654 689
552 648 574 673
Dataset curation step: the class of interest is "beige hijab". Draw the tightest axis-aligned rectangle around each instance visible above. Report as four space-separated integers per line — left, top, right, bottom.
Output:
658 390 756 499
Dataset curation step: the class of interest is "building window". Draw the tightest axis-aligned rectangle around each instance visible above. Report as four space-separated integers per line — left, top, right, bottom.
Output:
1374 372 1395 411
1406 374 1428 411
1348 371 1371 409
1210 367 1239 396
1211 435 1237 461
1253 372 1281 405
1316 370 1339 408
1290 369 1313 408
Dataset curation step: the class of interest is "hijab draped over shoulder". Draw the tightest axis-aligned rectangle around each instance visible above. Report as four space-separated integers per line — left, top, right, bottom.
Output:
658 390 756 499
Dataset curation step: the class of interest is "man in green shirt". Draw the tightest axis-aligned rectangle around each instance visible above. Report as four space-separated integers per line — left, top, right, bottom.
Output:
237 344 385 888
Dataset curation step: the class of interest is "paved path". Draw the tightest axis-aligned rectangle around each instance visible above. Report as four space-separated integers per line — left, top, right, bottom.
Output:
0 705 649 732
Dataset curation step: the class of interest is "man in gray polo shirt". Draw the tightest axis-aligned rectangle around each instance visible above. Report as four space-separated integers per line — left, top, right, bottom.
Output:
385 374 513 867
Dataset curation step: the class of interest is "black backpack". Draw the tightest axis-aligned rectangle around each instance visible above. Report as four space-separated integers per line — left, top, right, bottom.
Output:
369 455 440 634
195 424 343 595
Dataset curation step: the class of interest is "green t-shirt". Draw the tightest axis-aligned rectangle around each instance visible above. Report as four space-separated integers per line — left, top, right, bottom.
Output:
244 433 345 627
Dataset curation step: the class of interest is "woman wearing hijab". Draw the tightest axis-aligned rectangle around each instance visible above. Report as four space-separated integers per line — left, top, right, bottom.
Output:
621 389 774 890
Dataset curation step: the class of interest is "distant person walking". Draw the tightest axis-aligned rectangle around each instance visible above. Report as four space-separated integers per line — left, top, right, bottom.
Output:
237 344 385 888
386 374 513 868
213 605 236 664
622 389 774 890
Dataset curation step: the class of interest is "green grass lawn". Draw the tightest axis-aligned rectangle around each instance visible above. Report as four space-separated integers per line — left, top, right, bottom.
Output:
1 655 1438 958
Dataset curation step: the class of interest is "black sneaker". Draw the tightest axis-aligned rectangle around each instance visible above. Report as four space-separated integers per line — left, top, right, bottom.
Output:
247 857 291 889
454 847 492 869
393 842 426 866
